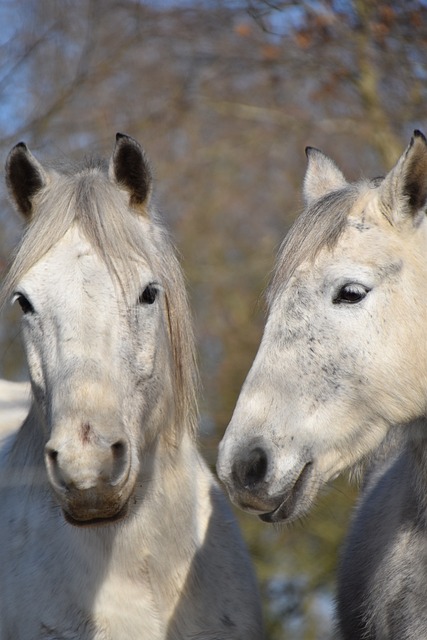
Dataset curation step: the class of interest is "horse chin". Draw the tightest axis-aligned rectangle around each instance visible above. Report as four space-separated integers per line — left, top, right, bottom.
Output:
258 496 311 524
62 501 129 528
258 461 316 524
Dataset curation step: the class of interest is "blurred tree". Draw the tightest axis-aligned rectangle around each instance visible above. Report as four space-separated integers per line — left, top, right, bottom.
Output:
0 1 426 637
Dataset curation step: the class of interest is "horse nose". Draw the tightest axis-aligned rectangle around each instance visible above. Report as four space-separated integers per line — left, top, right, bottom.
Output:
231 446 269 492
45 437 130 492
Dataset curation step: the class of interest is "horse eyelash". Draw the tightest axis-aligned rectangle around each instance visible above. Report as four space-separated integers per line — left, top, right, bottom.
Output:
332 283 371 305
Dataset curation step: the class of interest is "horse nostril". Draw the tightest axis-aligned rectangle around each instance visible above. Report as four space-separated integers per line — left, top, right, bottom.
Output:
46 447 58 463
245 448 268 487
232 447 268 491
112 440 126 458
110 439 129 486
44 446 66 490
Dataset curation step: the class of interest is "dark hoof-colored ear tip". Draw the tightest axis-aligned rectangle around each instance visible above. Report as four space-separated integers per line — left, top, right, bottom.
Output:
305 146 322 158
413 129 427 144
112 133 151 207
13 141 28 151
6 142 46 219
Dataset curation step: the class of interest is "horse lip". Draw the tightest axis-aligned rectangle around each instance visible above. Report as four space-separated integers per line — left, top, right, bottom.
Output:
258 461 313 524
62 501 129 527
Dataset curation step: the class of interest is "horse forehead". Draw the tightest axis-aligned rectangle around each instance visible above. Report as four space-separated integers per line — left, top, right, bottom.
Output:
22 227 148 294
19 234 102 296
319 190 403 267
334 215 403 268
50 229 98 268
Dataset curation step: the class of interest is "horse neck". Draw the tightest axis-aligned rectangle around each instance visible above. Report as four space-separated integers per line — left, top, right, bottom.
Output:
403 417 427 515
6 404 46 472
147 428 207 514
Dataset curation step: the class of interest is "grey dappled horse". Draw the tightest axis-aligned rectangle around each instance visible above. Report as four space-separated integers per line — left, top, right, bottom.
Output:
217 131 427 638
0 135 263 639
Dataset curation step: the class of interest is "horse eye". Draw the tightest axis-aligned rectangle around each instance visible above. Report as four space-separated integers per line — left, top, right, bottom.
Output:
15 293 34 314
333 284 370 305
138 284 158 305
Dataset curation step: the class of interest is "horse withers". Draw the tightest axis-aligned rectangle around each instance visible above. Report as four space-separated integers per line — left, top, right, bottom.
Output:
0 135 263 639
217 131 427 638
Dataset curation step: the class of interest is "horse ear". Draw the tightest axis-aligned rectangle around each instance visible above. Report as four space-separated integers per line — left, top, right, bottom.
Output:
379 130 427 225
303 147 348 206
110 133 152 211
5 142 47 220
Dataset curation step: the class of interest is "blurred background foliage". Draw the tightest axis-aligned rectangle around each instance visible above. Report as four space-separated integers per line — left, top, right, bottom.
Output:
0 1 427 637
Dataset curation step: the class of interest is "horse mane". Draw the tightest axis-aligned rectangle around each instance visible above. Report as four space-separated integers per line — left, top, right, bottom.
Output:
0 159 199 439
268 184 364 305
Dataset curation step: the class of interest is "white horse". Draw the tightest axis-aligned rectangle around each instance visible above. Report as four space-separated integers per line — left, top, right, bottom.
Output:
217 131 427 638
0 135 263 639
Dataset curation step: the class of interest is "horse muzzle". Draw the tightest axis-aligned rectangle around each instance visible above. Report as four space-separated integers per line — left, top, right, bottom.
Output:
61 489 130 526
217 437 315 524
44 433 136 526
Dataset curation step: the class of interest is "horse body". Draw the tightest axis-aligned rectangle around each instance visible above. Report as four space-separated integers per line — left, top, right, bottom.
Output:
216 131 427 636
337 437 427 639
0 135 263 639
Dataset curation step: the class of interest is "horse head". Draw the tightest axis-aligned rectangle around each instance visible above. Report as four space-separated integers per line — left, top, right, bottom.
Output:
4 135 197 526
218 131 427 524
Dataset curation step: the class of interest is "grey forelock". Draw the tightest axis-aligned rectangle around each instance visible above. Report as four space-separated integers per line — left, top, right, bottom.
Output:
269 184 362 304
